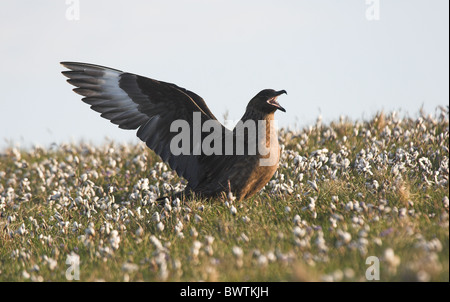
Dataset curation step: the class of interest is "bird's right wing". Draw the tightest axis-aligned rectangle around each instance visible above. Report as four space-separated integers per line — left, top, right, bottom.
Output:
61 62 232 190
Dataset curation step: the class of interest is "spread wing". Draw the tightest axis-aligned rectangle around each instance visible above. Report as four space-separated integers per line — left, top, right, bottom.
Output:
61 62 232 190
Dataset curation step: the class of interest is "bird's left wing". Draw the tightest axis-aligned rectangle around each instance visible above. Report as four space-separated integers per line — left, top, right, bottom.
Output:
61 62 231 190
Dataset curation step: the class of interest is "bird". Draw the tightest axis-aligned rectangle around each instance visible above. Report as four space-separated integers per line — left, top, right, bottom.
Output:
61 62 286 201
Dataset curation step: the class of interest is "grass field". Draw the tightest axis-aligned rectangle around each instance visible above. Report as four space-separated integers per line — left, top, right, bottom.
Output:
0 107 448 282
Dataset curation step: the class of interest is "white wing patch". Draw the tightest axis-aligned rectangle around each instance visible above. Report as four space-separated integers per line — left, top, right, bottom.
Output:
63 63 149 130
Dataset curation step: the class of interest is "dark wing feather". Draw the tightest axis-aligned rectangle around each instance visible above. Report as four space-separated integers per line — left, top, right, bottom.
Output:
61 62 231 189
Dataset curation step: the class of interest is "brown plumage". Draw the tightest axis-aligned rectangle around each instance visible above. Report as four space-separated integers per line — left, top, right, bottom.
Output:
61 62 286 201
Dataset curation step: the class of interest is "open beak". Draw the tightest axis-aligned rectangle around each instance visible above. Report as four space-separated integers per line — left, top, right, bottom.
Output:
267 90 287 112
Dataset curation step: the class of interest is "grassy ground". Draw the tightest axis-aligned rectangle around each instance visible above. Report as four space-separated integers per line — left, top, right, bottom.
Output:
0 107 448 282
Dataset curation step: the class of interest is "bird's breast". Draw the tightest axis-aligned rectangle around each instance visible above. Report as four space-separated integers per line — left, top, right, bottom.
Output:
233 113 281 200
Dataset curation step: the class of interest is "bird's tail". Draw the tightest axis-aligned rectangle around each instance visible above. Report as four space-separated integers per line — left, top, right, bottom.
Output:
156 190 192 205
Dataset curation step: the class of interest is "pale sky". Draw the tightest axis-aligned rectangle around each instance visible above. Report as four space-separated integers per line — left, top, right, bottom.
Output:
0 0 448 149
